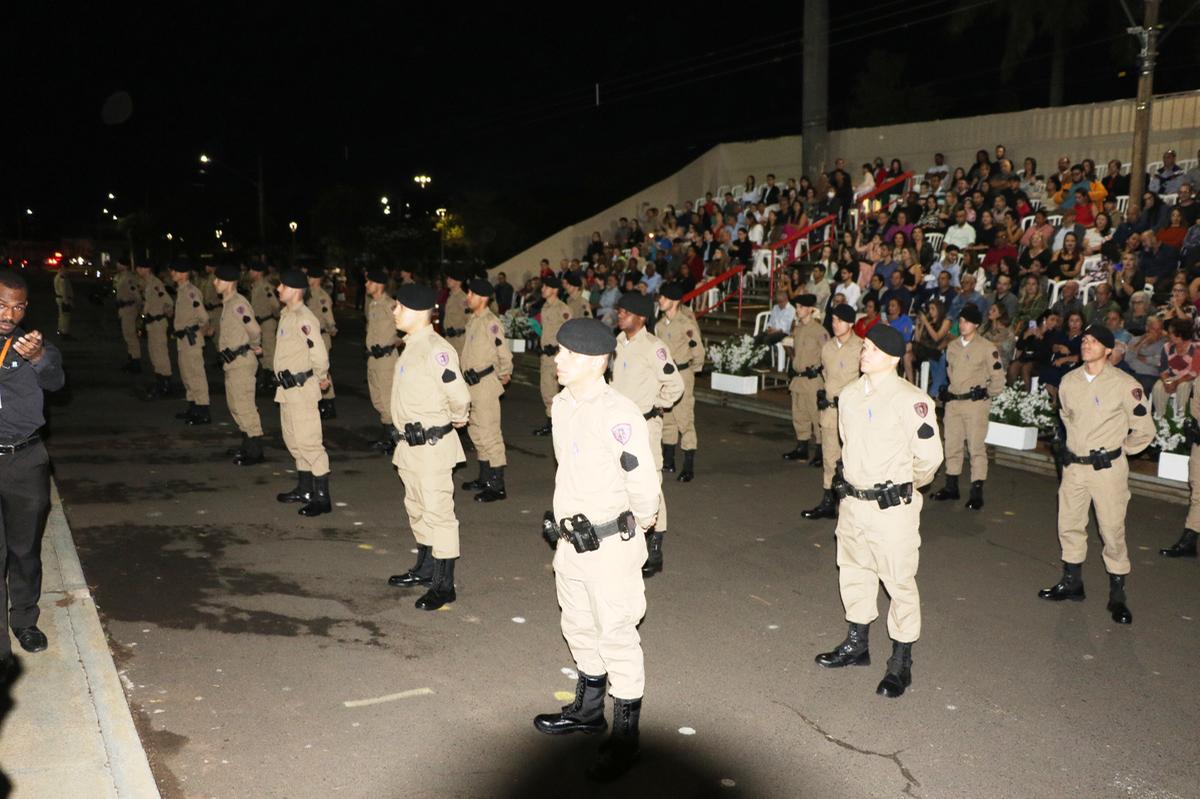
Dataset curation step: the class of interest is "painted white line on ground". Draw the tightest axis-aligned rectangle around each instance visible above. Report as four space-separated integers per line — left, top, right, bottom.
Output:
342 687 435 708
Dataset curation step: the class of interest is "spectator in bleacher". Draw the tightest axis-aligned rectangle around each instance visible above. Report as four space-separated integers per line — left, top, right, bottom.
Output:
1149 149 1186 195
755 292 795 347
926 153 950 183
682 244 704 288
1137 191 1170 233
1159 282 1194 325
987 273 1018 322
1083 211 1114 255
862 273 886 311
1124 314 1166 394
1158 207 1189 250
1138 229 1179 289
640 263 663 297
833 264 861 310
1010 309 1059 390
1101 159 1130 198
494 271 514 313
595 273 621 328
913 299 951 394
1020 157 1045 201
1051 280 1084 320
1049 231 1084 280
614 218 631 248
947 273 988 322
1013 274 1048 330
917 195 942 232
586 232 604 263
1176 184 1198 226
966 150 989 184
982 304 1016 368
922 267 957 312
944 208 977 251
853 296 882 339
730 227 753 267
1123 288 1151 333
1072 188 1099 227
698 229 720 263
970 209 1000 255
929 244 963 288
1053 164 1108 211
882 267 913 315
1113 205 1141 249
762 174 781 209
741 176 759 205
1039 309 1085 398
1016 209 1051 249
982 228 1017 273
1083 281 1120 324
909 227 934 267
810 263 831 310
882 210 912 245
628 218 646 246
1152 318 1198 416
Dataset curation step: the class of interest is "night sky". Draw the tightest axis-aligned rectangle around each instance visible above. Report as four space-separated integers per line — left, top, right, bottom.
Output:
7 2 1199 264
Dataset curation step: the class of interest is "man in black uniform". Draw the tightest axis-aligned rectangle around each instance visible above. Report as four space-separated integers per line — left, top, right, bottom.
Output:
0 270 65 680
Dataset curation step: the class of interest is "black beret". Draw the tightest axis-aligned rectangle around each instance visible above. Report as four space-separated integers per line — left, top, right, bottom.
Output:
1083 323 1115 349
396 283 436 311
565 272 582 287
305 264 324 279
959 304 983 325
366 268 390 285
867 324 906 358
542 276 562 289
247 262 267 273
169 259 192 273
617 292 654 318
467 278 494 298
831 304 856 324
444 268 466 283
794 293 817 307
215 263 240 282
280 269 307 289
558 318 616 356
660 283 685 301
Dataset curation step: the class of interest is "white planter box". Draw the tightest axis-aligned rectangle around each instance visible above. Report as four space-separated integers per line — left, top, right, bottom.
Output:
711 372 758 395
985 421 1039 450
1158 451 1190 483
507 338 526 353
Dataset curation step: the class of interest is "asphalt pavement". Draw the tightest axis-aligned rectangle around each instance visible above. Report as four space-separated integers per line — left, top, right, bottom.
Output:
37 276 1200 799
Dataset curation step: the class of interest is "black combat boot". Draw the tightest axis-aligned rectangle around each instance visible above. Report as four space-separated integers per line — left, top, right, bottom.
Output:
802 489 838 520
461 460 490 491
388 545 433 587
1038 561 1085 601
122 357 142 374
532 418 552 436
318 398 337 420
175 401 196 420
676 449 695 482
661 443 676 473
876 640 913 698
276 471 313 504
415 557 456 610
782 440 809 461
533 672 608 735
810 444 823 468
186 404 211 425
588 697 641 783
299 474 332 517
1160 529 1198 558
931 474 960 501
474 466 507 503
815 622 871 668
234 436 265 466
641 532 664 578
965 480 984 510
227 434 248 458
1107 573 1132 624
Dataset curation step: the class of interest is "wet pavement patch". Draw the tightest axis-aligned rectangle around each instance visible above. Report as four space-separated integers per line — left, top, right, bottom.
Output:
56 478 218 504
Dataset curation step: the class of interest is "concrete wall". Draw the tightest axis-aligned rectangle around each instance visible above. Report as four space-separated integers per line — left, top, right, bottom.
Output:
492 90 1200 285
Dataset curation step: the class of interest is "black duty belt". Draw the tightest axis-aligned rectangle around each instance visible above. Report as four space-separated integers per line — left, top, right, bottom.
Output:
946 386 988 401
675 361 691 370
205 303 221 311
256 315 277 324
835 479 914 505
173 324 201 339
117 299 137 308
220 344 252 363
276 368 314 388
463 365 495 385
541 344 560 356
644 407 663 420
368 344 397 359
1065 448 1123 469
142 313 167 323
798 365 823 379
0 434 40 455
444 327 465 337
398 421 455 446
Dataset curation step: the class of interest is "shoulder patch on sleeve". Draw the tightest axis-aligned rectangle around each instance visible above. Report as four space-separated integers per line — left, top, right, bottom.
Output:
664 363 676 374
620 451 639 472
1133 404 1147 417
1132 387 1143 401
917 422 935 439
611 423 632 444
434 351 451 367
563 312 570 320
913 402 928 418
685 328 694 338
441 368 457 383
491 323 499 335
656 347 668 361
301 324 310 335
237 305 245 314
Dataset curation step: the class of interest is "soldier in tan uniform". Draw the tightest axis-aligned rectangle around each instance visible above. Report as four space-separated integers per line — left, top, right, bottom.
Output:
1160 388 1200 558
213 263 265 465
201 263 222 361
273 269 332 516
1039 324 1154 624
459 278 513 502
169 260 211 425
137 262 174 397
385 284 471 611
53 266 73 339
612 292 684 578
783 295 829 464
533 277 571 436
364 268 400 454
564 272 593 319
655 284 705 481
815 325 943 699
532 318 660 783
248 262 280 392
114 257 143 372
305 265 338 419
442 271 469 357
930 304 1007 510
803 304 861 520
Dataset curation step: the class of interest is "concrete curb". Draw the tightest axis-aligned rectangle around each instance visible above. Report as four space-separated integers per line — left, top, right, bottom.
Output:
47 481 161 798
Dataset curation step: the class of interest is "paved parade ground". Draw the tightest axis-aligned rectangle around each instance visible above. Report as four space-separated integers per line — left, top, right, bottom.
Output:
33 286 1200 798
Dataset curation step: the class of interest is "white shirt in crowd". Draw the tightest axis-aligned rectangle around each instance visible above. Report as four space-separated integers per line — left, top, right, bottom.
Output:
944 222 977 250
834 282 861 310
766 302 796 332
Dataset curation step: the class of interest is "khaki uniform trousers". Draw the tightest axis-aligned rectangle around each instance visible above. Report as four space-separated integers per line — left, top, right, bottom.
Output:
467 385 506 467
321 332 336 399
177 337 209 405
647 416 668 532
556 571 647 700
366 355 397 425
280 394 329 476
398 466 459 559
224 357 262 437
539 355 559 417
260 319 278 372
448 333 465 359
790 377 821 443
57 301 71 335
835 494 923 643
1187 445 1200 531
662 371 697 450
1151 380 1192 418
942 399 990 480
819 407 841 489
1058 459 1132 574
119 308 140 359
146 321 171 377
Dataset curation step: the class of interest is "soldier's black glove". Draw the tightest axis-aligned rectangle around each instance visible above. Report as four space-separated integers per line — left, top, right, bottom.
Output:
816 389 830 411
541 511 559 550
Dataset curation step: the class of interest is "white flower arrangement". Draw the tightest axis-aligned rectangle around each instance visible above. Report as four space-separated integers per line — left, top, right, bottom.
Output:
988 385 1057 432
1153 403 1189 455
709 334 769 376
502 309 534 340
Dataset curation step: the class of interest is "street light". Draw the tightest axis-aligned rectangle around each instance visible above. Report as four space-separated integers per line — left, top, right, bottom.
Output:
435 208 448 265
380 196 389 205
25 209 33 216
199 153 211 164
414 175 431 189
166 233 173 241
288 221 298 264
215 228 223 240
107 192 116 200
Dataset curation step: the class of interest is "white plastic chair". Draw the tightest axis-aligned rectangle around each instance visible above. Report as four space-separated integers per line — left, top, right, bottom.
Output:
1048 279 1066 306
926 232 944 252
1030 199 1043 211
717 184 731 200
1120 162 1131 176
1115 195 1130 214
1020 215 1035 231
1046 214 1063 228
1147 160 1164 176
1179 158 1198 172
1162 193 1178 206
919 361 930 394
751 311 788 373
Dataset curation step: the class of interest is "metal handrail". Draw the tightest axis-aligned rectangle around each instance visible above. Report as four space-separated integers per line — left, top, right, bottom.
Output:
683 264 746 324
765 215 838 305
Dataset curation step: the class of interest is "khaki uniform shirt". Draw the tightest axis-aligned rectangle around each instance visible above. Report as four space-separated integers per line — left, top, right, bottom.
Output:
657 310 705 372
141 274 173 318
612 328 686 414
390 326 471 471
838 369 944 489
946 334 1006 396
822 334 863 399
790 318 829 390
566 291 593 320
173 281 208 331
366 293 398 350
273 303 328 404
306 286 337 336
443 286 469 336
115 272 142 310
249 276 280 323
219 292 261 370
551 382 661 580
54 271 73 303
1058 364 1155 456
462 309 513 394
541 296 571 349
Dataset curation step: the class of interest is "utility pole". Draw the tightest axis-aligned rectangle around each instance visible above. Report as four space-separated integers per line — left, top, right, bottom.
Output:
801 0 829 178
1128 0 1161 204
